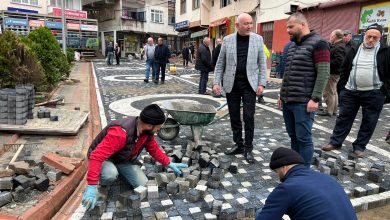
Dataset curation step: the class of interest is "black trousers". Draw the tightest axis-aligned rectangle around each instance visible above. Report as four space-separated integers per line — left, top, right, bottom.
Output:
226 78 256 149
183 58 189 67
199 71 209 94
116 54 120 65
329 89 385 151
155 62 166 81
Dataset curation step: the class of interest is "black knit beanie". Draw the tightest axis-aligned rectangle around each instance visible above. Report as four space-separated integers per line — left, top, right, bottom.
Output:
140 104 166 125
366 23 383 36
269 147 304 170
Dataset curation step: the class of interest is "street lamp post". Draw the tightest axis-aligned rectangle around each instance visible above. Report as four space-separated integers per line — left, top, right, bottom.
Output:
61 0 67 55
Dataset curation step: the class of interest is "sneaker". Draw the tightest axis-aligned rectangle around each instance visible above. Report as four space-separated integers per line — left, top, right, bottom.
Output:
144 79 149 83
153 80 158 84
203 91 212 95
161 81 165 84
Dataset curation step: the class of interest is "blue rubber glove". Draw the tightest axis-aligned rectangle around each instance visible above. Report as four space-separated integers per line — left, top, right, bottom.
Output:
82 185 98 210
167 162 188 175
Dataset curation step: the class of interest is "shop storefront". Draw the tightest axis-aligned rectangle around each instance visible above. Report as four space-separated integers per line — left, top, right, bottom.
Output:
175 20 190 50
190 29 208 46
209 16 235 48
359 1 389 44
0 10 98 50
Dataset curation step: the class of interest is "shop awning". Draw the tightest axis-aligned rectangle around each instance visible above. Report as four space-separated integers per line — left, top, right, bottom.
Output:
191 29 208 38
209 17 228 27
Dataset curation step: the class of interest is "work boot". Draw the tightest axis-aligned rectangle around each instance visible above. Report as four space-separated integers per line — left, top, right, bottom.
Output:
225 143 245 155
352 150 365 158
321 144 340 151
244 150 254 164
244 144 255 164
317 110 331 117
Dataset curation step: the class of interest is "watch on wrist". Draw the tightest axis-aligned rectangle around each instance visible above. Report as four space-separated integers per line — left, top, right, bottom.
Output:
311 97 320 103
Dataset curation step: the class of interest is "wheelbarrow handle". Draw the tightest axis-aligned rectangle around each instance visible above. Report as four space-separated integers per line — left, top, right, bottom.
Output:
216 102 228 111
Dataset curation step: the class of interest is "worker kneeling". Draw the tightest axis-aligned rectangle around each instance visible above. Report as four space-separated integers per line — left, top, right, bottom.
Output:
82 104 188 210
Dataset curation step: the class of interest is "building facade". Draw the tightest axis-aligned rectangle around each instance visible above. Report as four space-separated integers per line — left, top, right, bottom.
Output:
83 0 178 57
175 0 259 50
302 0 389 44
0 0 98 50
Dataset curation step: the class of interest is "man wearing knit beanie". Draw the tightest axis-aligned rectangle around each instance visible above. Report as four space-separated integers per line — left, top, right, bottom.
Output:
82 104 188 210
256 147 357 220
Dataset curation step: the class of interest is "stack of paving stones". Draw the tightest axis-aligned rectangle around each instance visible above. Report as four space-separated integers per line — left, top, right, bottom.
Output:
0 84 35 125
0 152 82 208
87 142 270 220
83 144 390 220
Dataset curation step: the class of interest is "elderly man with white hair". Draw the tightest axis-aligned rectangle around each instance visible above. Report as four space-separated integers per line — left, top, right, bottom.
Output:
213 13 267 163
195 37 213 95
143 37 156 83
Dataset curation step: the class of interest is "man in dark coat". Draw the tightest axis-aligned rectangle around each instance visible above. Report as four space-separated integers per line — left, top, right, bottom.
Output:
189 43 195 62
212 38 222 67
81 104 188 210
154 37 171 84
195 37 213 95
256 147 357 220
181 43 190 67
318 29 346 117
343 30 358 55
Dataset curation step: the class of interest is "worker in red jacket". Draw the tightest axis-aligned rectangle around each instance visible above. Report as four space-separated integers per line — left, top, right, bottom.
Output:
82 104 188 210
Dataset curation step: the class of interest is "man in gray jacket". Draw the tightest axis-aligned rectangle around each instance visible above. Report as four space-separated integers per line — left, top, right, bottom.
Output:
213 13 267 163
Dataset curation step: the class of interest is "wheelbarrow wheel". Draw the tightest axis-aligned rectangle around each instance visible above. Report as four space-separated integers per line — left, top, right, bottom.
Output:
157 118 180 141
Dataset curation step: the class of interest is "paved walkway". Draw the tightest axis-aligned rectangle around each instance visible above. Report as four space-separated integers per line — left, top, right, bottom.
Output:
69 59 390 220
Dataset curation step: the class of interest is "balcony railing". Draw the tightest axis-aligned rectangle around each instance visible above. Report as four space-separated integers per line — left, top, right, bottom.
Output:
121 9 146 22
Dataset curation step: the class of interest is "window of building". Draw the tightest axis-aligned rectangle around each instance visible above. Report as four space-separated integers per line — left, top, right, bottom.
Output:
211 0 214 7
138 12 146 22
193 0 200 9
180 0 186 14
220 0 231 8
11 0 38 6
151 9 163 23
168 9 175 25
262 22 274 50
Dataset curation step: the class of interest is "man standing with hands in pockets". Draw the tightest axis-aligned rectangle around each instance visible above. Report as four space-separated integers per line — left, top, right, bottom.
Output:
213 13 267 164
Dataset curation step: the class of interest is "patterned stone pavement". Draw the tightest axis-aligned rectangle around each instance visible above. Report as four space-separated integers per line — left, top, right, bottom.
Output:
71 59 390 220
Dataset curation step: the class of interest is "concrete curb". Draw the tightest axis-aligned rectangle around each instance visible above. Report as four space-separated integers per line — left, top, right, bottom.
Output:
52 61 102 220
0 63 94 220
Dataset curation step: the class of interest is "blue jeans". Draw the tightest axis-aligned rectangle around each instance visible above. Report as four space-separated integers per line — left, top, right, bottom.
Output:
145 59 155 80
282 102 315 167
100 160 148 187
107 52 114 65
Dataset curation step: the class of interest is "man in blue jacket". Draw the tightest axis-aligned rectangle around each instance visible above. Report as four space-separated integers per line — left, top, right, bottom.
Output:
256 147 357 220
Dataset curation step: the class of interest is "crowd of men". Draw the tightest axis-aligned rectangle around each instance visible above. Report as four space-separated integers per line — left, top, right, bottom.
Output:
95 12 389 219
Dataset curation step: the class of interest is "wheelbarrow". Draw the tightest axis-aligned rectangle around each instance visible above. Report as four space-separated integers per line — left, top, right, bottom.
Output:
157 101 220 149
